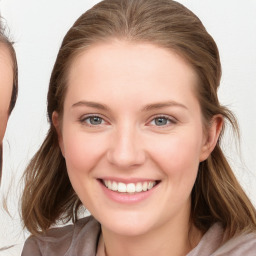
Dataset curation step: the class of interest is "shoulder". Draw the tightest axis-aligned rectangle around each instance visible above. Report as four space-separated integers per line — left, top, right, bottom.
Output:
188 223 256 256
213 231 256 255
187 223 225 256
21 215 101 256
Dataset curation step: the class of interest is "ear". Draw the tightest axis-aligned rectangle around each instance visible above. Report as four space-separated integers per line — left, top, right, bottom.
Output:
52 111 65 158
200 115 223 162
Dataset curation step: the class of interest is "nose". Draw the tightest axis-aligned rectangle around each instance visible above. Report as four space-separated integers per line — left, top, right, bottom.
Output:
107 125 146 169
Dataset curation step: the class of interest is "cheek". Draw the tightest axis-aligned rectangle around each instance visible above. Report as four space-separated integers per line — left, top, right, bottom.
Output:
147 130 203 179
62 126 107 176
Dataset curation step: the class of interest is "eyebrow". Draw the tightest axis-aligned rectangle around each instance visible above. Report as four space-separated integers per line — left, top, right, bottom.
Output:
142 101 188 111
72 100 188 111
72 101 109 111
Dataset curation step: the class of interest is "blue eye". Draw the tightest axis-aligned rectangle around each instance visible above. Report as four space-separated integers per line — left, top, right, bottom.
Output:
150 116 173 126
83 116 104 125
154 117 169 126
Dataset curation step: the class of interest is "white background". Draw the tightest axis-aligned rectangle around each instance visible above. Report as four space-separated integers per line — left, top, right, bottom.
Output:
0 0 255 255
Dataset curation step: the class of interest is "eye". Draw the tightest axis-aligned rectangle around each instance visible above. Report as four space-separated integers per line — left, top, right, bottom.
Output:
80 115 106 126
149 116 176 127
153 117 169 126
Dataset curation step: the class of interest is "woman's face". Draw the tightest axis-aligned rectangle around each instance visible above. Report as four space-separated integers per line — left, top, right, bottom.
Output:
54 41 219 237
0 45 13 144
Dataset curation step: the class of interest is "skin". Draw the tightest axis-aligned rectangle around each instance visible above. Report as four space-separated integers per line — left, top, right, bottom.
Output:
0 44 13 146
53 41 222 256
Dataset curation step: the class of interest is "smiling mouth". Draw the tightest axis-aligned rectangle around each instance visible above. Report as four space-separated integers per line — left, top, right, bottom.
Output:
101 179 159 193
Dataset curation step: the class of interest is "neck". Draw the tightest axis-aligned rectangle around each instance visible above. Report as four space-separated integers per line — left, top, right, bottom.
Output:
101 215 202 256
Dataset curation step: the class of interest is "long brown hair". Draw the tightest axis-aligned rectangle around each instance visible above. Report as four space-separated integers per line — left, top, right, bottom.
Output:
0 17 18 183
22 0 256 238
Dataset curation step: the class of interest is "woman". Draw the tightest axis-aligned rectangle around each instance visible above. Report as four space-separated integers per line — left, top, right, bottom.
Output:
0 18 18 185
21 0 256 255
0 16 18 252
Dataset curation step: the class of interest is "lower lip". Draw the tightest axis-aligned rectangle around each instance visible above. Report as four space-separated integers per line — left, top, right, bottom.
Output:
98 180 159 204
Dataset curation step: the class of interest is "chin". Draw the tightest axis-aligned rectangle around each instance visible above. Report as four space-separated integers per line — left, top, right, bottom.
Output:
105 222 152 237
95 210 155 237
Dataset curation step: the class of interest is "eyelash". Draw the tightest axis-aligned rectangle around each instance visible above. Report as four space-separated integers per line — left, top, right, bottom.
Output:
79 114 107 127
148 115 177 127
79 114 177 128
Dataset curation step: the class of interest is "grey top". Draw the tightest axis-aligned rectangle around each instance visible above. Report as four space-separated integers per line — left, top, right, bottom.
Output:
22 216 256 256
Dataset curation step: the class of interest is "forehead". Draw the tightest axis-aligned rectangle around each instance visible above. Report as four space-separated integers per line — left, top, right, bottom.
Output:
0 43 13 77
64 41 199 110
0 42 12 62
68 41 198 87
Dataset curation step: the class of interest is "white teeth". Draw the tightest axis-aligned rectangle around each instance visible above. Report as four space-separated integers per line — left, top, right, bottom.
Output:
103 180 157 193
148 181 154 190
118 182 126 192
127 183 136 193
112 181 118 191
135 182 142 192
142 181 148 191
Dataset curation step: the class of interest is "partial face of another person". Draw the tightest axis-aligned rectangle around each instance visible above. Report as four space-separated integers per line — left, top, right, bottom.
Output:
54 41 219 237
0 44 13 145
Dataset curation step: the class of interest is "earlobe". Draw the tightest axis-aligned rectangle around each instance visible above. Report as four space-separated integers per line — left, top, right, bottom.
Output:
52 111 65 157
200 115 223 162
